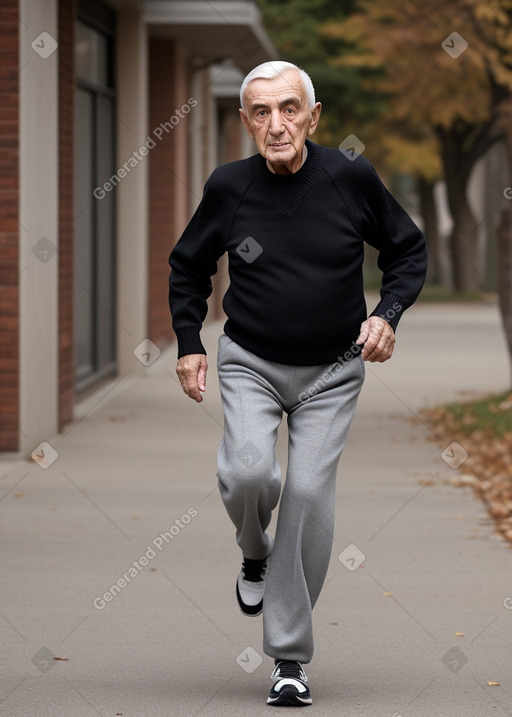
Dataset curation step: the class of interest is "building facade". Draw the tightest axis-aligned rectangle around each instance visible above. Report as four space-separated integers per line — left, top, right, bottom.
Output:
0 0 276 455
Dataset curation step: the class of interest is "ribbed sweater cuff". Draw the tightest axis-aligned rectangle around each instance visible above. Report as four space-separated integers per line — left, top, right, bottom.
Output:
369 293 410 332
174 327 207 358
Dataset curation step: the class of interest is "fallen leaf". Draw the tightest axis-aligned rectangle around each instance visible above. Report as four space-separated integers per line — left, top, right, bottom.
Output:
488 681 499 686
452 474 479 488
53 657 69 661
12 492 23 498
455 632 464 637
383 592 393 597
421 399 512 546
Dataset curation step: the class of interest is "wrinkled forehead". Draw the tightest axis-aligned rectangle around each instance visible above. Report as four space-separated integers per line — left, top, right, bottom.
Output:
243 69 307 107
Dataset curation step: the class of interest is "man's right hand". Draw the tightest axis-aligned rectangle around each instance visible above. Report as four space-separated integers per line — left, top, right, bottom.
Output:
176 353 208 402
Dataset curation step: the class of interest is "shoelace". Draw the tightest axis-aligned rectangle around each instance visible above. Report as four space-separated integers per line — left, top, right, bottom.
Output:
241 557 267 582
274 661 306 681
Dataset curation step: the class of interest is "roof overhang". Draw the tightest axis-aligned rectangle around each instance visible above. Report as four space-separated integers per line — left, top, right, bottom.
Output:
144 1 278 72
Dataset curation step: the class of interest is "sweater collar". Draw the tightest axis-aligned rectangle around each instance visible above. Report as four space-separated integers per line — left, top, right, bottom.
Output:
251 140 324 184
249 141 326 216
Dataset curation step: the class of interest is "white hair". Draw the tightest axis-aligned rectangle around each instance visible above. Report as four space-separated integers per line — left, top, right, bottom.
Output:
240 61 316 109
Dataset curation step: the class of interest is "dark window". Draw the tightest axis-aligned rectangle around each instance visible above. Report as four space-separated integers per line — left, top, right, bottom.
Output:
74 12 116 391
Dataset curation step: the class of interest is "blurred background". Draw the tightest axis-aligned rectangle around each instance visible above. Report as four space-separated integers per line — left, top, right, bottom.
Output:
1 0 512 458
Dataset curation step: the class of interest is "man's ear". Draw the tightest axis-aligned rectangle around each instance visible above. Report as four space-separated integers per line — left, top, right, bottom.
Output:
307 102 322 136
239 108 254 139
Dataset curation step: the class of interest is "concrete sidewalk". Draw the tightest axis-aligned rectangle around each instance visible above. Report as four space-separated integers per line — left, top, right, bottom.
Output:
1 300 512 716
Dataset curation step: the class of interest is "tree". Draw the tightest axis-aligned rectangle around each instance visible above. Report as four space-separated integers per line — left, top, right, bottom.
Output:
321 0 512 292
468 2 512 382
494 92 512 386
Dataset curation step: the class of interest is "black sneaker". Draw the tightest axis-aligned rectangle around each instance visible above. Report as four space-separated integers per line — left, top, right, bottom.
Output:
236 554 270 616
267 660 312 706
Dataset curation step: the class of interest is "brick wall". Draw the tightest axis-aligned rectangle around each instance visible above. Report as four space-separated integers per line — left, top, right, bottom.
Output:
148 40 190 346
0 0 19 451
58 0 75 429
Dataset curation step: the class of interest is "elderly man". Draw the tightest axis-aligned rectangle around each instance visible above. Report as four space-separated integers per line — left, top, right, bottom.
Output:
169 60 427 707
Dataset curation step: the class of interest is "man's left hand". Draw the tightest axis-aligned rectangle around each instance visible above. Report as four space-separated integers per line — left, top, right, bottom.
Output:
356 316 395 362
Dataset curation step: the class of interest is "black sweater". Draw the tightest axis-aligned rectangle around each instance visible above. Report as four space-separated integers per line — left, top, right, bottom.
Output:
169 140 427 365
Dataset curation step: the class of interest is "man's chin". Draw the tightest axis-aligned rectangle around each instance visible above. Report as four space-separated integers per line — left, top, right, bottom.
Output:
264 147 299 170
266 145 293 159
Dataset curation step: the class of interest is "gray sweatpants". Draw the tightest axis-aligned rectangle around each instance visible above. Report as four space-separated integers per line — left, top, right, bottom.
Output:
216 333 365 663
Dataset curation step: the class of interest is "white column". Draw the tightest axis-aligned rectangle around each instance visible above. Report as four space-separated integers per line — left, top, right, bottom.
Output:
19 0 59 455
116 12 149 375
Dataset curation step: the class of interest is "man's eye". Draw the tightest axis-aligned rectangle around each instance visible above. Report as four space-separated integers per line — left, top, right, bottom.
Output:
257 110 267 117
284 107 295 115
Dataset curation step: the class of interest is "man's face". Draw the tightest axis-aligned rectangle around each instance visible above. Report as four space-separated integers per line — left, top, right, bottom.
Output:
239 69 321 175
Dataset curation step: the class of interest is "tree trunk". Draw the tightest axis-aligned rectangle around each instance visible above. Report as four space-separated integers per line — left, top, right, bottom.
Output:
449 193 480 293
497 101 512 386
436 121 502 294
441 151 480 293
418 177 443 285
496 208 512 386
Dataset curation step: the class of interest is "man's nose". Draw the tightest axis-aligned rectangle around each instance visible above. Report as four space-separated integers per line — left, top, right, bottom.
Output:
269 109 284 135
